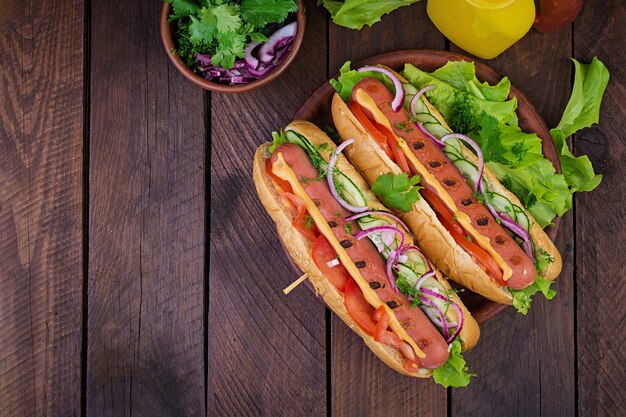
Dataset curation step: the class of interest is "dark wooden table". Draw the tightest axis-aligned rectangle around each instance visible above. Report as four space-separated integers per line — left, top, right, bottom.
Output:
1 1 624 416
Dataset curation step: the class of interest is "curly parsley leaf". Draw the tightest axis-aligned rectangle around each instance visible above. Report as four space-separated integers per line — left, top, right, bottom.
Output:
371 173 422 212
432 339 475 388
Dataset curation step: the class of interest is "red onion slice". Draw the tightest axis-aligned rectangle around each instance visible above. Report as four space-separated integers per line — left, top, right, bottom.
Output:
327 139 367 213
244 41 261 70
409 84 435 116
345 210 409 232
498 212 535 261
357 65 405 112
420 296 449 338
258 21 297 63
355 225 405 251
446 303 465 343
386 254 399 292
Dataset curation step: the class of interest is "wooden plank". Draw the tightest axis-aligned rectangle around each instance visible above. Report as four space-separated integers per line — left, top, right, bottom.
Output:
0 1 84 416
87 1 205 415
328 3 448 416
448 22 576 417
574 1 626 415
207 1 328 415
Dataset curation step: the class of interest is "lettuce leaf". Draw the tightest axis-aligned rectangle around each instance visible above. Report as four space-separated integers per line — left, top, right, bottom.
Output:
511 275 557 315
432 339 475 388
330 61 392 102
430 60 511 102
317 0 421 30
549 57 609 193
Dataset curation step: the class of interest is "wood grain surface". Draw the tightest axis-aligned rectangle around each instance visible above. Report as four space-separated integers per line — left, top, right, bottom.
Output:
0 0 624 416
574 1 626 415
0 1 84 416
87 0 205 415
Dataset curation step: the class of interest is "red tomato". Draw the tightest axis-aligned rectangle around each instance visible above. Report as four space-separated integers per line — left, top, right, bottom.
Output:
348 101 394 159
378 125 412 174
282 193 319 242
311 235 349 292
265 158 292 193
343 279 377 335
421 188 505 285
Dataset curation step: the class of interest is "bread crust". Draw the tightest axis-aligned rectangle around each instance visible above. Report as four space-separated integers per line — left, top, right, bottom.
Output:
332 94 515 304
253 121 480 377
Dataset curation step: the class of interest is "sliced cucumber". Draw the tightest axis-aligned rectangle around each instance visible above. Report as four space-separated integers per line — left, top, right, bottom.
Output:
451 158 480 188
333 171 367 208
356 217 400 254
419 277 451 314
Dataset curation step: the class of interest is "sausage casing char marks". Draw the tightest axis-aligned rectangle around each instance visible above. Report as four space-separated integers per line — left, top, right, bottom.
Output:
272 143 450 369
353 78 536 290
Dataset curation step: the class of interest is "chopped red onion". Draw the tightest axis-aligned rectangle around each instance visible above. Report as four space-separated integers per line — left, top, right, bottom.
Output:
420 296 449 338
409 84 435 116
327 139 367 213
355 225 405 252
357 65 405 112
345 210 409 232
326 259 340 268
386 254 399 292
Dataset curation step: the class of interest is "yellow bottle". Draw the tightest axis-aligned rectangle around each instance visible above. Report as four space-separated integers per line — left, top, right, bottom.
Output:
427 0 536 59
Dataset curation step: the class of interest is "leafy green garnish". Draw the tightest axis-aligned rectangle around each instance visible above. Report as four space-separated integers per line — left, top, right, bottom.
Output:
344 221 352 234
317 0 420 30
549 58 609 193
448 91 476 134
432 339 475 388
511 275 556 315
269 130 289 154
330 61 392 102
166 0 298 70
371 173 422 212
303 214 314 230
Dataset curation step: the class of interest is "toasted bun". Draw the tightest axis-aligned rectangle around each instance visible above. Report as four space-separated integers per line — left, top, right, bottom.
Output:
253 121 479 377
332 94 515 305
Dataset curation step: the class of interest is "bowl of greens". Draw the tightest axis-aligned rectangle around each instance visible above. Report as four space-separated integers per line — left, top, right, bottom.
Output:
161 0 305 93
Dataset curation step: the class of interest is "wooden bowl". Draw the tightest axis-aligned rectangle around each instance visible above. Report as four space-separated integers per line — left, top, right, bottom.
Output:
160 1 305 93
293 50 562 324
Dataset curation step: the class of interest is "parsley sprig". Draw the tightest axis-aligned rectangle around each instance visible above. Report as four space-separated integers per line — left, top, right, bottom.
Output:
371 173 423 212
166 0 298 70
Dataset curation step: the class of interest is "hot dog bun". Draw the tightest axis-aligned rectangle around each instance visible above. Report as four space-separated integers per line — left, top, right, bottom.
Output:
332 92 562 304
253 120 480 378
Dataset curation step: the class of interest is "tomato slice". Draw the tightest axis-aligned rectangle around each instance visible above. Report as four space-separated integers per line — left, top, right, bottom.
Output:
282 193 319 242
421 188 505 285
378 124 412 174
348 101 394 159
265 158 293 193
344 279 377 335
312 235 349 292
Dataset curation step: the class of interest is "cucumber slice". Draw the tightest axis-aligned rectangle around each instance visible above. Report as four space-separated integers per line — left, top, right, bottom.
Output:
356 217 400 254
333 171 367 208
451 158 479 187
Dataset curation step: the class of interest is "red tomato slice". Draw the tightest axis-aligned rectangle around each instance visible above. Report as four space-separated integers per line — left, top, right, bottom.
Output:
344 279 377 335
378 125 412 174
348 101 394 160
311 235 349 292
265 158 292 193
282 193 319 242
421 188 505 285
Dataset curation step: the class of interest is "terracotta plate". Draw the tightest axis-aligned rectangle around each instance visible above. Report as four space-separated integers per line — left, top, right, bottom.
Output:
292 50 561 324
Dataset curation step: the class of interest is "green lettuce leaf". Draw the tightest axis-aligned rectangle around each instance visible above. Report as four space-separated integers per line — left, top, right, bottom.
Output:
549 57 609 193
317 0 421 30
511 275 557 315
330 61 392 101
432 339 475 388
431 60 511 102
402 63 519 128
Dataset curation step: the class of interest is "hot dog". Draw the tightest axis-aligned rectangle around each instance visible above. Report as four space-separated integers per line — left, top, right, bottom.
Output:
331 65 562 305
254 120 479 385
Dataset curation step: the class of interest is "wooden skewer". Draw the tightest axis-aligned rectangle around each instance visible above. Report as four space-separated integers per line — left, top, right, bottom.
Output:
282 273 309 295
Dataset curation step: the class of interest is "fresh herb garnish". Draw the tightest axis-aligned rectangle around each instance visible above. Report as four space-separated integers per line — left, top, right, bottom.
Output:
465 235 472 242
166 0 298 70
344 222 353 234
303 214 314 230
371 173 422 212
396 121 414 133
449 91 476 134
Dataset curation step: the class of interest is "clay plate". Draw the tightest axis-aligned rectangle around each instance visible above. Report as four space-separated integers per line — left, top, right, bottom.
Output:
292 50 561 324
